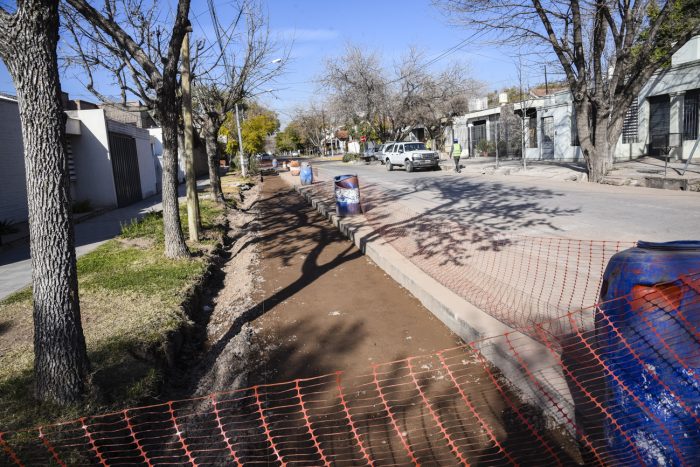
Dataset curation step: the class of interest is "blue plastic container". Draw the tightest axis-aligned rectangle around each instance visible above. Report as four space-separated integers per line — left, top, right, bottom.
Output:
300 164 313 185
334 174 361 217
596 241 700 466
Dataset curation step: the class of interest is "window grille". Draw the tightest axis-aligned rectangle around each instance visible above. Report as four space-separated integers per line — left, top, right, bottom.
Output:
683 90 699 141
570 106 580 146
528 116 538 148
622 99 639 144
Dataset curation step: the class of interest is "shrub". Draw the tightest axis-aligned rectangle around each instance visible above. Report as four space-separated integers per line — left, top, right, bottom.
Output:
0 219 18 236
72 199 93 214
476 139 496 156
343 153 360 163
0 219 19 245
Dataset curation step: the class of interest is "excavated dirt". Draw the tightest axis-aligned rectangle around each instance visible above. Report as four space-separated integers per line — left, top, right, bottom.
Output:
180 174 583 465
188 174 466 395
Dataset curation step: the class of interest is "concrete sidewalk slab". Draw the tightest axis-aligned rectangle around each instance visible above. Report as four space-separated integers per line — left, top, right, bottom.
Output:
279 171 574 428
439 156 700 190
0 179 210 300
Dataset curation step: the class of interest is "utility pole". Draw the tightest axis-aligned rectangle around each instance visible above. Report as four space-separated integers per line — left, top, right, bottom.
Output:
181 31 201 242
235 103 246 177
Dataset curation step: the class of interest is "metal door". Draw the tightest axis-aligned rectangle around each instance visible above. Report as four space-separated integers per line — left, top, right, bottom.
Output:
541 116 554 159
649 95 670 156
108 132 142 207
470 122 487 156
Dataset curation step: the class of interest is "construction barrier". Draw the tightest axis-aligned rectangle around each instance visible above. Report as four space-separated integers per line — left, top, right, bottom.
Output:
1 273 698 465
1 172 698 466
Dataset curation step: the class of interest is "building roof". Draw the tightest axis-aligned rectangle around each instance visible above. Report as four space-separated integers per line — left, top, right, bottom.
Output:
529 85 568 98
0 92 18 102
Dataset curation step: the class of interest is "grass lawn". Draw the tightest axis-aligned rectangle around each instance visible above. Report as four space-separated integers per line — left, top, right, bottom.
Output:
0 195 227 432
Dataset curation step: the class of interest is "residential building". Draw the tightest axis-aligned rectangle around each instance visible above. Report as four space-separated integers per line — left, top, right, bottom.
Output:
450 36 700 164
0 94 160 224
615 36 700 162
0 94 28 223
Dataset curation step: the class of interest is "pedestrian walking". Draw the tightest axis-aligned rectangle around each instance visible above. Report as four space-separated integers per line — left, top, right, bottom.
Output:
450 138 462 173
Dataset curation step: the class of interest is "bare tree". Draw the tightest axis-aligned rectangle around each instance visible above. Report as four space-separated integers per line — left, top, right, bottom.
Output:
0 0 89 404
193 0 284 202
323 45 482 146
322 45 388 135
291 104 326 154
437 0 700 181
397 55 481 148
63 0 191 258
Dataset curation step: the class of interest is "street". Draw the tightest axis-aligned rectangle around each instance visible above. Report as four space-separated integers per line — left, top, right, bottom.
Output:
312 160 700 242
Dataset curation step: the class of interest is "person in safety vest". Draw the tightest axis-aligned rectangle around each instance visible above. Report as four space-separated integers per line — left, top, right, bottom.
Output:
450 138 462 173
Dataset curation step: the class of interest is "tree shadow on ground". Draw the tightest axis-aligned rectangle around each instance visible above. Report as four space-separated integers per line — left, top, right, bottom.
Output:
184 174 365 396
306 174 582 273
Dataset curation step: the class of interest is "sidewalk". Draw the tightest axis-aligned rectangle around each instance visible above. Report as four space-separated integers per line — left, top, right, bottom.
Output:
438 155 700 189
0 179 210 300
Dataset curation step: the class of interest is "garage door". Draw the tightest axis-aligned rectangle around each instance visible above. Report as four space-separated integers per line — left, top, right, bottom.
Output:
108 132 142 207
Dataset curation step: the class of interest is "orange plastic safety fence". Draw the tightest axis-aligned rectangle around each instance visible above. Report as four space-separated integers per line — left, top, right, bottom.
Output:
2 274 698 466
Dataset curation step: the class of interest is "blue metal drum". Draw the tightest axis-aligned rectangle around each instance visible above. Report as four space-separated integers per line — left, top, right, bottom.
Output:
334 174 361 217
596 241 700 466
300 164 313 185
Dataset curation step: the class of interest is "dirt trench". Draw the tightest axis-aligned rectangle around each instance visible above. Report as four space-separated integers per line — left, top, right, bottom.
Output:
171 174 583 465
184 174 464 395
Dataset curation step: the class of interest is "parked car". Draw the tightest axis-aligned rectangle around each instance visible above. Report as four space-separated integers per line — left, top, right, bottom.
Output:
375 142 395 164
361 145 381 162
383 142 439 172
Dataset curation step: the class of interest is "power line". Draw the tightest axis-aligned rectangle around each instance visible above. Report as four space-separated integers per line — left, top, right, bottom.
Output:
206 0 230 75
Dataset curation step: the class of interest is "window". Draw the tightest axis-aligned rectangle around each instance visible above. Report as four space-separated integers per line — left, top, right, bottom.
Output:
403 143 426 151
528 115 538 148
385 144 394 152
684 90 699 140
541 116 554 145
570 107 580 146
622 99 639 143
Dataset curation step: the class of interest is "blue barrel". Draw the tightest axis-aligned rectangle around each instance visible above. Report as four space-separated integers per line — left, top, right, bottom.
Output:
272 158 278 169
300 164 313 185
334 174 361 217
596 241 700 466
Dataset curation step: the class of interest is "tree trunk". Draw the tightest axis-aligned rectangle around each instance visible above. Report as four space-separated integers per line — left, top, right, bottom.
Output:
157 97 189 258
1 0 89 404
575 101 610 183
204 119 224 203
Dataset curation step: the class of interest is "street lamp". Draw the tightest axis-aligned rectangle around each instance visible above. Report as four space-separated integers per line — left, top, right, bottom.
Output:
236 58 282 177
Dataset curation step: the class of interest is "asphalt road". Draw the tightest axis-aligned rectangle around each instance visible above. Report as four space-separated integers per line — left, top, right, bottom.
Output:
313 160 700 242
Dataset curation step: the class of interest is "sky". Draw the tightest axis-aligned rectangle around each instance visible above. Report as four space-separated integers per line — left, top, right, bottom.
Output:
0 0 553 126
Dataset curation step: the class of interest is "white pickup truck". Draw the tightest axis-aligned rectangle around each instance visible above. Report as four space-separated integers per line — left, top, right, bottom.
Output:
383 142 440 172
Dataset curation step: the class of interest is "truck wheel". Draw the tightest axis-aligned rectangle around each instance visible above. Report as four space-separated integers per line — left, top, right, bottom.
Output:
386 160 393 171
405 161 414 173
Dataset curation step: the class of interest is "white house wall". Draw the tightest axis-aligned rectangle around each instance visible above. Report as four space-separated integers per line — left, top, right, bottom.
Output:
107 120 157 199
614 57 700 161
66 109 118 207
149 128 185 184
0 98 28 223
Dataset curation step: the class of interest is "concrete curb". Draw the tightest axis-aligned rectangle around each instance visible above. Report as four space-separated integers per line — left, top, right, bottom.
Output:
279 172 574 429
